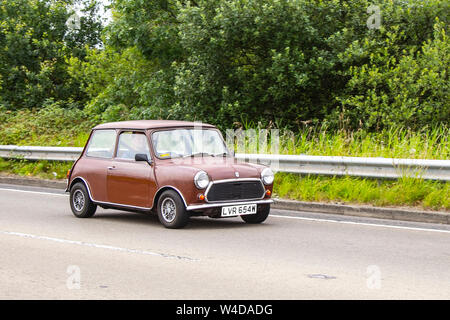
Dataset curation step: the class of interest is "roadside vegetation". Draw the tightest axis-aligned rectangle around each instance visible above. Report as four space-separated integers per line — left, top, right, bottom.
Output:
1 107 448 211
1 106 449 159
0 158 71 180
0 105 93 147
1 156 448 211
274 173 449 211
1 1 448 132
0 0 448 211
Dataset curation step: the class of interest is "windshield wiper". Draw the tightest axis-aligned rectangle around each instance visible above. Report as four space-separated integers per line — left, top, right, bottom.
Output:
213 152 230 157
184 152 214 158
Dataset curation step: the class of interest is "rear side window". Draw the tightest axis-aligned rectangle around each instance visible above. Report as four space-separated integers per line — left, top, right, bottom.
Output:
85 130 116 158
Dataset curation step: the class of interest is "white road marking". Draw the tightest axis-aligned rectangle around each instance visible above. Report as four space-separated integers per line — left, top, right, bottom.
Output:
0 187 67 197
269 214 450 234
1 186 449 234
1 231 198 261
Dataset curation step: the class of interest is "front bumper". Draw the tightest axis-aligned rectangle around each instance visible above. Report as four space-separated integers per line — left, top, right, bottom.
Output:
186 199 273 211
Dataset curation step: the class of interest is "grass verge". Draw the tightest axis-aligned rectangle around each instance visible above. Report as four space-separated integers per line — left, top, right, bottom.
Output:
274 173 449 211
0 158 72 180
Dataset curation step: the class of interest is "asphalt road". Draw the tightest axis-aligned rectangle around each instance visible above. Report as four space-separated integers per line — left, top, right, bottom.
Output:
0 183 449 300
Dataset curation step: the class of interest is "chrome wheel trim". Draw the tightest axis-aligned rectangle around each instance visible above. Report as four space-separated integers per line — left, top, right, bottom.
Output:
73 190 85 212
161 198 177 223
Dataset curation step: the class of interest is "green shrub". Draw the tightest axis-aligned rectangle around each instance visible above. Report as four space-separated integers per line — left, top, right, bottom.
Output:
336 19 449 130
0 103 94 146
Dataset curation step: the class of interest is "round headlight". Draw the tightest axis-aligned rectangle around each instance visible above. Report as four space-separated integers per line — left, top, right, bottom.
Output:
194 171 209 189
261 167 274 185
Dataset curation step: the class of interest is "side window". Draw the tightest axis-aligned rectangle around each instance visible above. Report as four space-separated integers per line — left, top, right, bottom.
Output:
116 131 151 160
85 130 117 159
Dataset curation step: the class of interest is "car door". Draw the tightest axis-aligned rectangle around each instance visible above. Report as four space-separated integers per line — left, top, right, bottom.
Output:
82 129 117 202
107 131 157 209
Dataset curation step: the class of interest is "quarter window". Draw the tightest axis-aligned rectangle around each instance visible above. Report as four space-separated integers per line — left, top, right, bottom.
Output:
85 130 116 159
116 131 151 160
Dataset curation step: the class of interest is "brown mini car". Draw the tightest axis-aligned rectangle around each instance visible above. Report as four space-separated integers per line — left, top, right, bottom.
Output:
66 120 274 228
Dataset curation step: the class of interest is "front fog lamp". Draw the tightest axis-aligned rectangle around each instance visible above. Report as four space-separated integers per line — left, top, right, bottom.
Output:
261 168 274 185
194 171 209 189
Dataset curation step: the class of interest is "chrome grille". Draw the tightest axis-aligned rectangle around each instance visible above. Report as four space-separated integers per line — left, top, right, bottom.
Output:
206 179 265 202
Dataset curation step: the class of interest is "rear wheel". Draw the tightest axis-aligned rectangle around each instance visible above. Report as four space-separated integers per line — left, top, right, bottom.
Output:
70 182 97 218
240 204 270 224
157 190 189 229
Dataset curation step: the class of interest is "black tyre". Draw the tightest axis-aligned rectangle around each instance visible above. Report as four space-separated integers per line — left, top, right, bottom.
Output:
240 204 270 224
157 190 189 229
70 182 97 218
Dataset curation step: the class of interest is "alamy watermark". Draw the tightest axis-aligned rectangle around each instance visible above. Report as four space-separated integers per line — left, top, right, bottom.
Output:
367 4 381 30
66 11 81 31
66 265 81 290
366 265 382 289
185 121 291 172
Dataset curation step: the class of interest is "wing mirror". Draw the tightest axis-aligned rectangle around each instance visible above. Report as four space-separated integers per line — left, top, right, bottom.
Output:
135 153 152 165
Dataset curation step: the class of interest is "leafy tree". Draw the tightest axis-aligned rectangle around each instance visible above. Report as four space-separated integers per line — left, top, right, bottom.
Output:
171 0 368 128
105 0 185 67
103 0 373 127
337 19 449 130
0 0 103 110
68 45 155 121
28 0 448 131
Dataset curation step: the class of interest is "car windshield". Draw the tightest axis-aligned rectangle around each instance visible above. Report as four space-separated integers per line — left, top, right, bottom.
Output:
152 129 230 159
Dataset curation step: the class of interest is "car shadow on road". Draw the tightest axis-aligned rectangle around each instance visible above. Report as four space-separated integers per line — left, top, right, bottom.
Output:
90 209 271 230
187 216 269 230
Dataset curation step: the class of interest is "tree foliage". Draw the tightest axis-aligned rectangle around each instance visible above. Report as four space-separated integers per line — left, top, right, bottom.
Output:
338 19 449 130
1 0 448 131
0 0 102 110
95 0 448 130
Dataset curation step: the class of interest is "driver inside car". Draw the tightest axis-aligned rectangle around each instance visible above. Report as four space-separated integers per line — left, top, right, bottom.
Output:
118 132 149 160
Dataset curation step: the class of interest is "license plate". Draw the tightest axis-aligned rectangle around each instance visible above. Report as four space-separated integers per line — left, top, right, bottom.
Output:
221 204 257 217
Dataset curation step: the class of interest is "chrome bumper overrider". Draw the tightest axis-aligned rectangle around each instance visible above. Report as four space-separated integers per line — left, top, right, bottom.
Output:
186 199 273 211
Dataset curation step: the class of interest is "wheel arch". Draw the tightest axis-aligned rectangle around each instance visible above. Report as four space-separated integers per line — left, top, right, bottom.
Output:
69 177 94 202
152 186 188 210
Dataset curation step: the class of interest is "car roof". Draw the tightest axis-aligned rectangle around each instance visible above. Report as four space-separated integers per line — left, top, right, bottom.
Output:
93 120 216 130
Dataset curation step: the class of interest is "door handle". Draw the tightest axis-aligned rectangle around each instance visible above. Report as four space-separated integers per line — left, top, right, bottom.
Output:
107 166 116 170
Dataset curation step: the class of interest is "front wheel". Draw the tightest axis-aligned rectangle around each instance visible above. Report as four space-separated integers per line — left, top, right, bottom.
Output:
240 204 270 224
70 182 97 218
157 190 189 229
